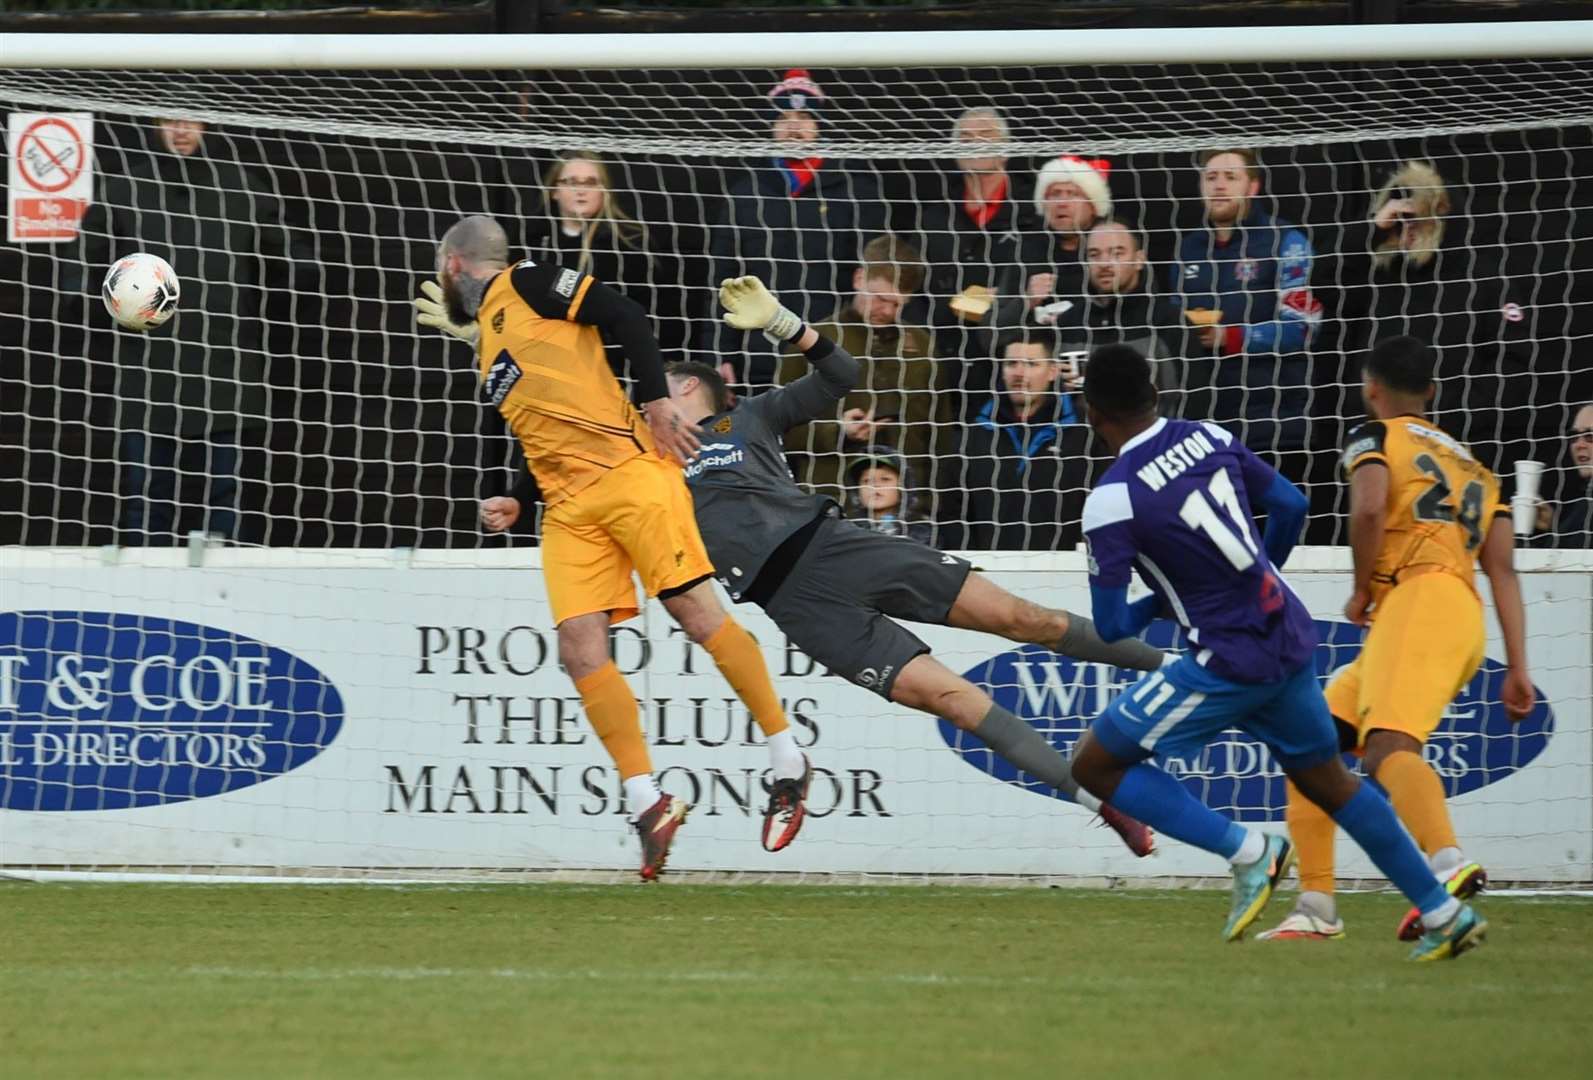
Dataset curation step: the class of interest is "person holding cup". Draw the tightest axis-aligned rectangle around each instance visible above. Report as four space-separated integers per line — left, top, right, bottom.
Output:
1525 405 1593 547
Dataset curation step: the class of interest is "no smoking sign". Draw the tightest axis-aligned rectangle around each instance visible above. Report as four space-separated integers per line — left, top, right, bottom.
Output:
8 112 95 243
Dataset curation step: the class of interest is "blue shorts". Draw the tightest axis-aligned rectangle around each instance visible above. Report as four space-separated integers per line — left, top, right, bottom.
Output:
1092 656 1339 772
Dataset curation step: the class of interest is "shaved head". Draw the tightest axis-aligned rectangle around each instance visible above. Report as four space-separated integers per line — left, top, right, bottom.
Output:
438 215 509 271
436 215 509 325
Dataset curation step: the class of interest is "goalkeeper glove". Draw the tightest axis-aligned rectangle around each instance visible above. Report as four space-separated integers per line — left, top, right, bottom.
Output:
719 276 802 346
413 278 480 347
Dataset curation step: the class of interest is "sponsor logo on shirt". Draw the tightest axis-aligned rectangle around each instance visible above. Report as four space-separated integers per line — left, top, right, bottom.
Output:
484 349 521 406
491 308 505 334
1235 259 1258 283
1502 302 1525 323
554 268 581 298
1342 436 1379 467
683 441 745 480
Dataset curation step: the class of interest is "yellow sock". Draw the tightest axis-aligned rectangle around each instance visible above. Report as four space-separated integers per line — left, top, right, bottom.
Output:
702 617 788 737
1286 779 1338 895
574 662 651 779
1375 749 1458 855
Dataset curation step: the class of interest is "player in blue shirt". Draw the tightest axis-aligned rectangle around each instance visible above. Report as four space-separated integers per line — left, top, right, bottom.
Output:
1067 344 1486 961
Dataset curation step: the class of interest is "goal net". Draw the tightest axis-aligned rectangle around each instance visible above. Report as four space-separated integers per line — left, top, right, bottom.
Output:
1 26 1590 884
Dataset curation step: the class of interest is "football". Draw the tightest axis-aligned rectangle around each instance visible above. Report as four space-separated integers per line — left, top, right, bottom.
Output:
102 252 181 331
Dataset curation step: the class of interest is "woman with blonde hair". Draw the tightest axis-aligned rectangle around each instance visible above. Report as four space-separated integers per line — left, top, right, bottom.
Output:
523 151 655 302
519 150 673 355
1331 156 1565 517
1369 159 1452 270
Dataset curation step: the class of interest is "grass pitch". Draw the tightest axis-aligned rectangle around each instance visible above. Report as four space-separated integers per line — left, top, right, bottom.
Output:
2 882 1588 1079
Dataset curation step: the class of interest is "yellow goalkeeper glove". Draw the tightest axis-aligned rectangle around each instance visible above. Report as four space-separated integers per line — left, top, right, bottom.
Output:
413 278 480 347
719 275 802 344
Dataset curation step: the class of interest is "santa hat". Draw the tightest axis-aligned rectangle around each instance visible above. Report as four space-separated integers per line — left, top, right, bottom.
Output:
1033 155 1113 219
768 69 826 115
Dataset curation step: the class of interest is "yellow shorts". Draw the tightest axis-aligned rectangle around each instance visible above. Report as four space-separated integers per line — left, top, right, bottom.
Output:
1324 570 1485 746
540 454 716 626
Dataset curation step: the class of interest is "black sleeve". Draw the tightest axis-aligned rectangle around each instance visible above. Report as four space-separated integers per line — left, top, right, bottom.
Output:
509 260 668 404
1341 420 1389 476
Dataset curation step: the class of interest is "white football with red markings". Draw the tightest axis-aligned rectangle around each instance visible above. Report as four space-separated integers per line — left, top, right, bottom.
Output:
102 252 181 331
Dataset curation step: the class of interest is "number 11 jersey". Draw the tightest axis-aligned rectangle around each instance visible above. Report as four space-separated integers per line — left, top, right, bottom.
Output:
1340 415 1506 609
1083 417 1317 685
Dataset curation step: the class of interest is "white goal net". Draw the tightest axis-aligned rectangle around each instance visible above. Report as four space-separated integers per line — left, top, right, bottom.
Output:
1 26 1590 884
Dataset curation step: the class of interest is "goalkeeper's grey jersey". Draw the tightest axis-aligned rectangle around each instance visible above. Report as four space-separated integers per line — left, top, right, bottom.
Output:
685 340 861 601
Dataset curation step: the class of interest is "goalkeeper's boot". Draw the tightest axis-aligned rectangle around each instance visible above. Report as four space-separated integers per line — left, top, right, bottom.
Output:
1098 803 1155 858
635 794 689 882
761 755 812 853
1409 902 1488 962
1396 861 1486 942
1257 893 1346 941
1223 834 1294 942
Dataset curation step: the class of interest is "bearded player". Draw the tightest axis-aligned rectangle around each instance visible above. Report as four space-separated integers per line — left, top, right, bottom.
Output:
485 276 1168 856
1258 336 1534 942
414 217 807 880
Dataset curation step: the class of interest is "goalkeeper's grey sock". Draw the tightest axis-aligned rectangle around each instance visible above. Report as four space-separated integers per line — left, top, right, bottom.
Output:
1053 613 1165 673
972 705 1099 811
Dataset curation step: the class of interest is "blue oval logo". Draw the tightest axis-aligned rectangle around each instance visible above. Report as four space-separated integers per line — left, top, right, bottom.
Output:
944 620 1554 821
0 611 345 811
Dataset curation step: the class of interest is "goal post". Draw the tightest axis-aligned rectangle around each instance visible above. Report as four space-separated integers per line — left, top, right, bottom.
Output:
1 24 1590 885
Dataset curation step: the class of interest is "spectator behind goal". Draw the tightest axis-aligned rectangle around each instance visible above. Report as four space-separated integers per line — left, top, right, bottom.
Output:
843 447 936 546
521 151 661 369
1053 219 1192 412
915 106 1034 369
69 117 303 546
954 327 1097 552
1529 403 1593 548
1166 148 1322 456
701 69 887 391
1006 155 1113 332
522 151 653 313
1334 159 1580 473
776 235 947 506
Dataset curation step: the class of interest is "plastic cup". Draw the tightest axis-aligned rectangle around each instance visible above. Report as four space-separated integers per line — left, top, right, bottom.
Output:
1513 460 1545 537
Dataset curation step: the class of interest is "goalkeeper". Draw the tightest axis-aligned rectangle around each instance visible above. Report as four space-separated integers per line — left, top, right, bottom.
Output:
483 276 1170 855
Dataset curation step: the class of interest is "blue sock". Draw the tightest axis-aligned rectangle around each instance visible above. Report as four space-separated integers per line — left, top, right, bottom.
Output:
1110 763 1248 859
1332 781 1448 915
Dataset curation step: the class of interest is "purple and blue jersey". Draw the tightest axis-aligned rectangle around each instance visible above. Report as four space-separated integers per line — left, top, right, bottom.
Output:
1082 417 1315 685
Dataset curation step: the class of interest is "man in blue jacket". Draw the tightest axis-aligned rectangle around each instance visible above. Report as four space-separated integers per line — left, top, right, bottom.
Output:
1169 149 1323 455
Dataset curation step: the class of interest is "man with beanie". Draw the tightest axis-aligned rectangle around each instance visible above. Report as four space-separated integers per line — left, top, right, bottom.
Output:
1006 155 1114 330
701 69 887 392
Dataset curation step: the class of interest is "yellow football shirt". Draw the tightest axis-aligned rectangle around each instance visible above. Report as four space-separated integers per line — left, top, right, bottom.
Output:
1341 414 1507 605
475 260 655 508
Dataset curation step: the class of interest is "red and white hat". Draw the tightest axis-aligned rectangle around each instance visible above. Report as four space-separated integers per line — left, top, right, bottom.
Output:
768 69 827 114
1034 155 1113 219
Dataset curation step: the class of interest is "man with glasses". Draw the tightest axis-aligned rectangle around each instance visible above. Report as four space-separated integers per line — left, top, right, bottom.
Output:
1533 406 1593 547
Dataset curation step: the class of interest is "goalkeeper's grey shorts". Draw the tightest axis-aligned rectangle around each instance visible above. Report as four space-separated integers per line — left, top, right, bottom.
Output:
762 518 972 699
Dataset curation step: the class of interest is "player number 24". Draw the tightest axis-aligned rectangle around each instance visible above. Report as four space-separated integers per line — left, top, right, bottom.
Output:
1412 453 1485 550
1178 469 1259 572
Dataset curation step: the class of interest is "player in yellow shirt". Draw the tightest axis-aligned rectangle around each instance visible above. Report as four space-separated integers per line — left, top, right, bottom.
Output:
415 216 810 880
1260 335 1535 945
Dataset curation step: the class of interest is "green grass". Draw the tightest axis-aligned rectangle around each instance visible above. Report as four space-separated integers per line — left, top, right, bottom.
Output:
2 883 1588 1079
